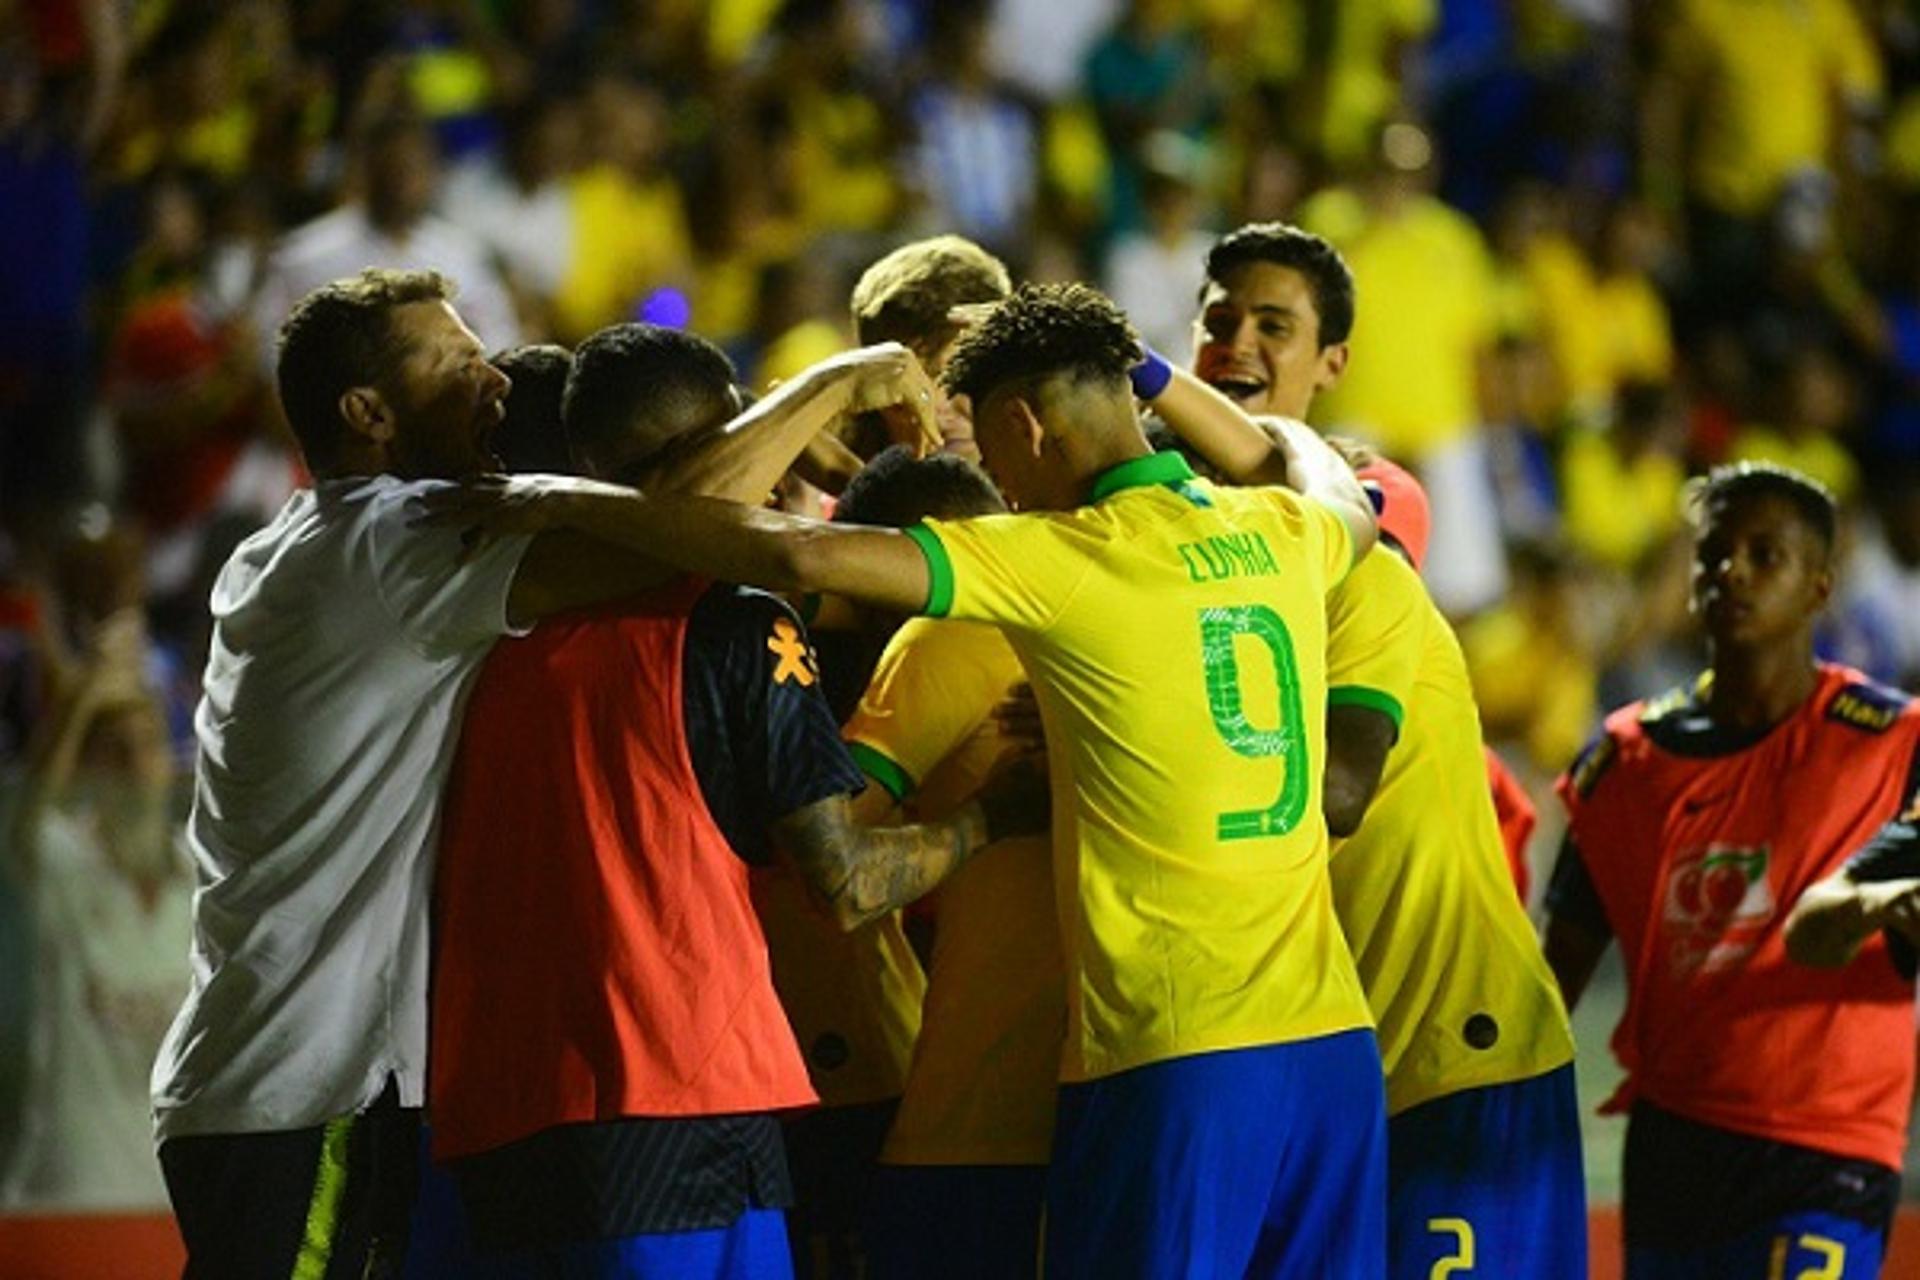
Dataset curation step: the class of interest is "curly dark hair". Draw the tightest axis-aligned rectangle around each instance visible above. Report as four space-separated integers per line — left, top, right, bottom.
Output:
1686 461 1836 556
941 283 1141 407
1203 223 1355 347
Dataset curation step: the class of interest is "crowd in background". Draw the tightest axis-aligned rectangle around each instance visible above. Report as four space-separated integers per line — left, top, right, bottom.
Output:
5 0 1920 1212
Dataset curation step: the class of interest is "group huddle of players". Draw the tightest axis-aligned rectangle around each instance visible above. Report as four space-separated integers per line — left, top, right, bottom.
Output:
146 222 1920 1280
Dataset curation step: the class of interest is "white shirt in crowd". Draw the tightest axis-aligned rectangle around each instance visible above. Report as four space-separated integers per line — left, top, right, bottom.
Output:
439 157 574 302
3 814 191 1209
1103 227 1215 359
150 476 529 1141
252 207 521 370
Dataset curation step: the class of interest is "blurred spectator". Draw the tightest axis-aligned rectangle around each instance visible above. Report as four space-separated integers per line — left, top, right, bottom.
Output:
1084 0 1217 240
1 606 189 1210
1594 199 1675 389
1560 380 1687 575
1730 344 1862 504
252 108 520 366
1102 137 1213 355
104 170 296 600
988 0 1121 103
908 2 1038 255
1462 540 1600 775
1839 462 1920 688
549 73 691 342
1301 121 1507 614
771 0 902 238
1644 0 1883 321
439 93 582 339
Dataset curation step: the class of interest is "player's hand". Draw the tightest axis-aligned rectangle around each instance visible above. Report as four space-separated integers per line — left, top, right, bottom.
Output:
976 752 1050 843
829 343 940 456
1860 877 1920 944
992 682 1044 752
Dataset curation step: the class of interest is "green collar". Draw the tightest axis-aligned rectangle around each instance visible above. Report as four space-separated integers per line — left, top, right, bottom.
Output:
1086 451 1197 503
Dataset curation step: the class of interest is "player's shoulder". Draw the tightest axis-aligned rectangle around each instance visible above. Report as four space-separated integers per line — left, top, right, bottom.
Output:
1817 665 1916 737
695 582 804 633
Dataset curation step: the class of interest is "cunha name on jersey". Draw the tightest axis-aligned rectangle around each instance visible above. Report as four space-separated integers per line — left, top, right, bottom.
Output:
1177 532 1282 583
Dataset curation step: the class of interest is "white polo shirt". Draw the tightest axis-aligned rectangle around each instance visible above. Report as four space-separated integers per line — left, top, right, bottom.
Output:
151 476 529 1141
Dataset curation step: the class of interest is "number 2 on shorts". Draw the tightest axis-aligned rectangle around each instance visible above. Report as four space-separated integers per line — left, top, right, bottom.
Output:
1199 604 1309 840
1428 1218 1474 1277
1768 1234 1846 1280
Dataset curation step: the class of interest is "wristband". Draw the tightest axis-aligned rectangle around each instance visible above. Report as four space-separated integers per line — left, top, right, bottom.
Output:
1129 346 1173 401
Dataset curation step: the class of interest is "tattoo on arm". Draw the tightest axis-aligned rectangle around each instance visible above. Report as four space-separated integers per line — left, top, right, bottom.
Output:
776 793 986 930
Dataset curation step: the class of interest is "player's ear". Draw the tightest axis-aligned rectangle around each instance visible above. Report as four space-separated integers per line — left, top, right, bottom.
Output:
1316 342 1350 392
340 386 397 445
1010 396 1047 458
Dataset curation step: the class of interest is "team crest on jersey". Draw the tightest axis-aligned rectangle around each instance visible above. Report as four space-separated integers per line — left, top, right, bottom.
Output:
1663 843 1774 976
1826 683 1907 733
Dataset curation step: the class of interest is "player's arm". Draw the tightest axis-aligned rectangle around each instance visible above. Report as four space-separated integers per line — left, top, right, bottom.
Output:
1541 832 1614 1012
1147 369 1377 560
664 343 937 504
455 481 932 622
1323 706 1398 838
500 347 937 625
1784 818 1920 970
774 759 1047 930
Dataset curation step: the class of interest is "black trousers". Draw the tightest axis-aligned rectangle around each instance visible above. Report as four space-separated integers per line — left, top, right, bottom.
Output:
159 1080 421 1280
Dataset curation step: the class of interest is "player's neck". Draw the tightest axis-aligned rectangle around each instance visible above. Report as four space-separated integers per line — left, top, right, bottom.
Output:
1702 641 1821 732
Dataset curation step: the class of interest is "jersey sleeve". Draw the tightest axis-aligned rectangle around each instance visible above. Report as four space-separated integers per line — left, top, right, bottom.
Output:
1324 547 1422 734
904 512 1089 632
1545 832 1614 941
683 588 869 863
842 619 1010 804
369 482 531 657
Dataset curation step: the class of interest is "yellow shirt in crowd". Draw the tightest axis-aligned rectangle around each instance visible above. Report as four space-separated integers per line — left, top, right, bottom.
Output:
845 618 1062 1167
1560 429 1686 573
1325 548 1576 1116
1302 189 1496 459
1667 0 1882 216
552 164 693 343
907 452 1373 1083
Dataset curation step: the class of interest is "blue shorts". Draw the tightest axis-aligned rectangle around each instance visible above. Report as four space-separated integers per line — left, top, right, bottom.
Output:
1386 1064 1586 1280
1044 1030 1387 1280
864 1163 1046 1279
1627 1211 1885 1279
458 1208 793 1280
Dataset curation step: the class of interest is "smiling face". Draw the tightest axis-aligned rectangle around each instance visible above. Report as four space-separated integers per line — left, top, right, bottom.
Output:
381 301 513 479
1192 261 1347 419
1691 493 1833 651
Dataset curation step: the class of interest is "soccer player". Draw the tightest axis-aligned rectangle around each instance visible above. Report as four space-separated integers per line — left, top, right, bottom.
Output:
1545 463 1920 1278
1181 221 1584 1277
150 270 734 1277
428 322 1046 1278
822 448 1060 1280
756 236 1013 1280
426 282 1386 1278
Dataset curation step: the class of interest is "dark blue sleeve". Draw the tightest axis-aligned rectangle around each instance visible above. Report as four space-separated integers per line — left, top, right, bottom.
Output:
681 586 868 865
1545 833 1613 942
1843 742 1920 978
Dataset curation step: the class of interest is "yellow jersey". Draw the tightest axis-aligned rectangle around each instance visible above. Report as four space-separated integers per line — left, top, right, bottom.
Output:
1325 547 1575 1115
844 618 1062 1166
907 451 1374 1083
751 870 926 1108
